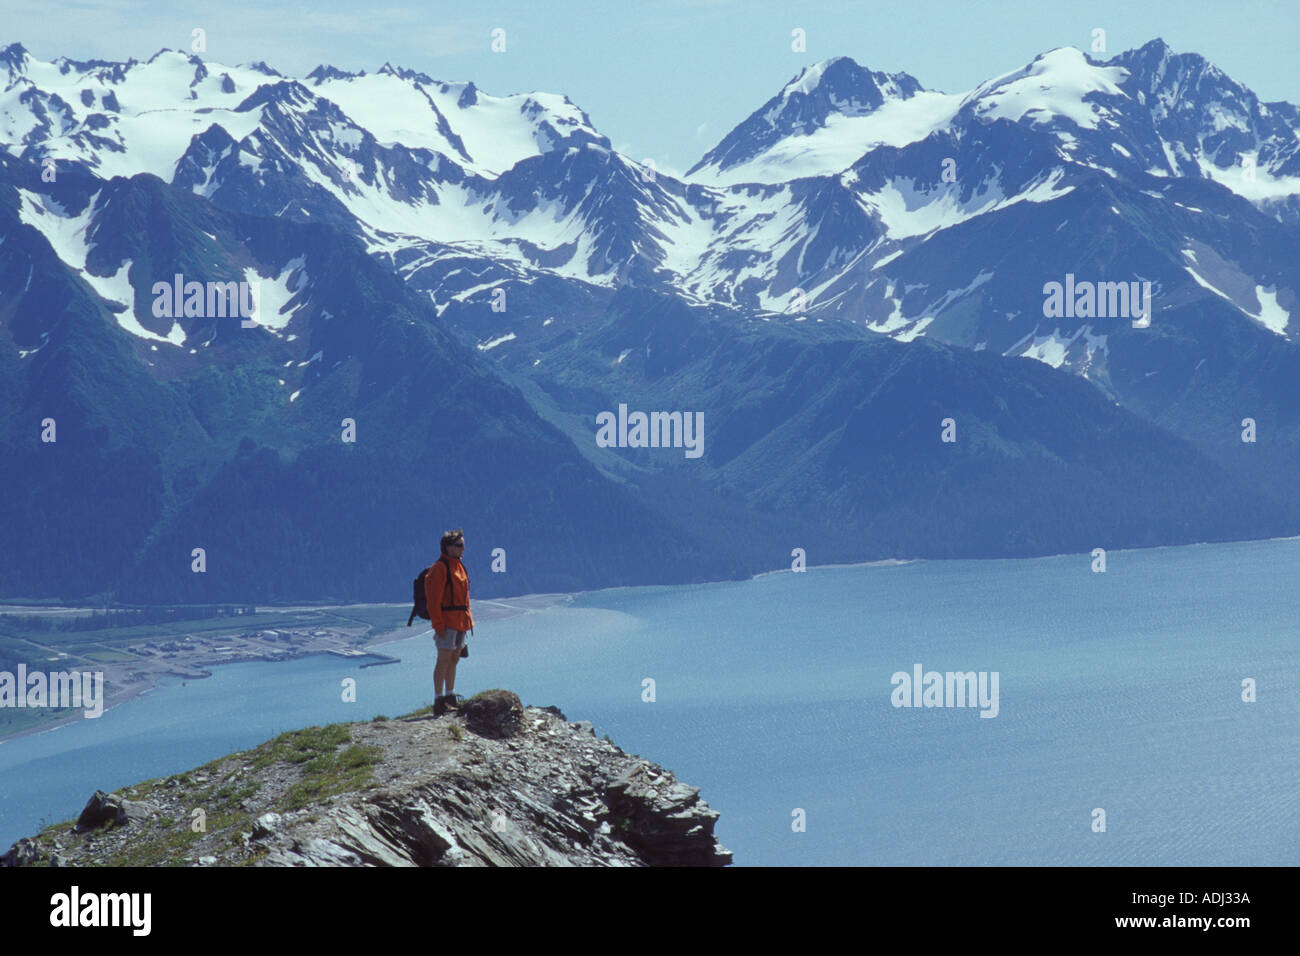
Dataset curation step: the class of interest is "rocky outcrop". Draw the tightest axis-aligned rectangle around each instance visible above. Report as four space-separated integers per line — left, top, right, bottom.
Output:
1 838 42 867
75 790 151 832
605 761 730 866
2 690 731 867
457 688 525 739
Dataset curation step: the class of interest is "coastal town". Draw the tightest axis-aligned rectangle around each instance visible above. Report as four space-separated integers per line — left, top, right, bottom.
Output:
1 616 409 741
115 623 400 677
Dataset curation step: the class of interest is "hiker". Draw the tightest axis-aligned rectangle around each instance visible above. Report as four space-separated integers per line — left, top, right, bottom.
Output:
428 528 473 716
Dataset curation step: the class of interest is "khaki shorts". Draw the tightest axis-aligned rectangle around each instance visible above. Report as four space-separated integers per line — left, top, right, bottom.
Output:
434 628 467 651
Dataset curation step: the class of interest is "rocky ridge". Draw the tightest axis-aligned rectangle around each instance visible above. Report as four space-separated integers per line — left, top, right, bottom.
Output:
1 690 732 867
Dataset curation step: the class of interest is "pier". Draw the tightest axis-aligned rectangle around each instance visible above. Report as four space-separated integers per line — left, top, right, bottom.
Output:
326 649 400 668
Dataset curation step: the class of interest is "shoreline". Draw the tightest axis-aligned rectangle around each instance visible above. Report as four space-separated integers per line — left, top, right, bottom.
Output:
0 593 573 747
749 558 920 579
5 532 1298 745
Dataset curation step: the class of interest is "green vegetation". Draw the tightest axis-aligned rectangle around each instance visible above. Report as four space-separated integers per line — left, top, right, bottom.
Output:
24 719 388 865
448 723 462 741
0 707 68 738
81 648 138 663
123 776 169 800
278 743 384 810
239 846 269 866
232 722 384 811
314 604 409 630
100 816 225 867
247 724 351 771
1 605 258 634
211 780 260 805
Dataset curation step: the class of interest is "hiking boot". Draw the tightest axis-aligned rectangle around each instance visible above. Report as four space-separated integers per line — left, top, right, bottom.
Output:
444 694 463 710
433 695 448 717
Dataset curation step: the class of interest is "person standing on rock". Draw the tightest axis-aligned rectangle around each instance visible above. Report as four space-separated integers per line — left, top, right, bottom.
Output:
428 528 473 716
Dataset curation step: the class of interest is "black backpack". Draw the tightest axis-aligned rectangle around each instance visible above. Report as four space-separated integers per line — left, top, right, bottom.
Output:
407 556 470 626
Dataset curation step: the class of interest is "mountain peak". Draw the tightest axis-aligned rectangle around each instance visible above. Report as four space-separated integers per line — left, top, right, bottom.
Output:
307 64 364 83
145 47 187 64
234 78 314 112
1111 37 1227 78
245 60 283 77
687 55 925 180
377 62 433 83
1110 37 1241 105
0 42 29 80
781 55 854 94
779 56 922 106
1137 37 1174 57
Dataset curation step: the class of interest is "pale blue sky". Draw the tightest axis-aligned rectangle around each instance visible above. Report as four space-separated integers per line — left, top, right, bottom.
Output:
4 0 1297 178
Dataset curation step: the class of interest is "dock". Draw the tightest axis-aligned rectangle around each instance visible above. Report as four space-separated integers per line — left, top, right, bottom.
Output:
325 649 401 668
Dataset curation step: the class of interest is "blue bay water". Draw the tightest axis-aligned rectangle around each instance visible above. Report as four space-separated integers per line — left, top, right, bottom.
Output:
2 537 1298 865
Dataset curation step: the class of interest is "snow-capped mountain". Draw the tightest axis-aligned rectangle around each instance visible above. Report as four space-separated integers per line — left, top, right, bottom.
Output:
0 45 604 181
666 39 1300 413
0 43 705 315
5 38 1297 365
686 56 931 186
689 42 1300 204
4 37 1300 602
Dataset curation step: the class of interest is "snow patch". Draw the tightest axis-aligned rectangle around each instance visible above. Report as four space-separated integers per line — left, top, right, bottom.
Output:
691 90 963 186
1184 266 1235 304
243 256 308 331
477 332 516 350
968 48 1128 132
1252 285 1290 335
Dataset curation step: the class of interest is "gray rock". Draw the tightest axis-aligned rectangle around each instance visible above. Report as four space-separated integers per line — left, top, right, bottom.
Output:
604 761 732 866
250 812 282 840
0 838 42 867
263 837 366 867
74 790 150 833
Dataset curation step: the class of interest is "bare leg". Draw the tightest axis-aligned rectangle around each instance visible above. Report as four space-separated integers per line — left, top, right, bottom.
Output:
434 648 456 697
445 653 460 696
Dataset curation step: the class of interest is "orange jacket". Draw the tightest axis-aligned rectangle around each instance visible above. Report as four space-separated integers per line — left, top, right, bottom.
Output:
426 556 473 633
